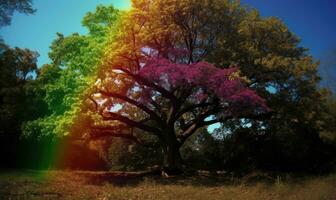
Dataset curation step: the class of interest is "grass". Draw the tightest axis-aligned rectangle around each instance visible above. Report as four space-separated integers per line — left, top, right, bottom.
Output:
0 170 335 200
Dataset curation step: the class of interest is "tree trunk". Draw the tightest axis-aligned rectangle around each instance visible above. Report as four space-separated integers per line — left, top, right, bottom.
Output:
162 132 183 176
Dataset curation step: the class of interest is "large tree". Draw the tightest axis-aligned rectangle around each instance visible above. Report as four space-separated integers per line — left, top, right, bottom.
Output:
78 0 271 173
25 0 334 173
91 57 269 173
87 0 329 173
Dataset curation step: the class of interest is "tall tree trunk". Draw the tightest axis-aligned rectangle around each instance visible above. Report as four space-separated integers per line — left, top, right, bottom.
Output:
162 130 183 175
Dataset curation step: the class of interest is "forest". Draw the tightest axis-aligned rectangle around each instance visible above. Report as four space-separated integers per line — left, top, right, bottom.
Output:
0 0 336 199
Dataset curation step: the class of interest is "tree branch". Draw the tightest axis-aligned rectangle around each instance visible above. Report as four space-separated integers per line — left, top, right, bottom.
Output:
176 102 214 120
88 96 99 111
102 112 161 135
178 110 274 145
113 66 179 103
98 89 163 125
90 128 141 144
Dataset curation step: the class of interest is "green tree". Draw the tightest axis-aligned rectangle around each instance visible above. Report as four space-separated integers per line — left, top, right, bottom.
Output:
24 5 121 138
22 5 124 169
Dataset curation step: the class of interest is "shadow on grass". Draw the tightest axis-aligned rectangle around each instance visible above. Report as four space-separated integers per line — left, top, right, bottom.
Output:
84 173 146 186
1 169 300 188
78 171 239 187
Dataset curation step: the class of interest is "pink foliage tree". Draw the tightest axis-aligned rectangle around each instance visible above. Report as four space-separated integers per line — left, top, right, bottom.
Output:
92 56 270 174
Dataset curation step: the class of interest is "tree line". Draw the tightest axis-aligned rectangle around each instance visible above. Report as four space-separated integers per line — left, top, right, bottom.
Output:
0 0 335 175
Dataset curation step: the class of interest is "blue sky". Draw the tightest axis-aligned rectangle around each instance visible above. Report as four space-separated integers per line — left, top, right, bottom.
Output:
0 0 131 66
1 0 335 67
241 0 336 59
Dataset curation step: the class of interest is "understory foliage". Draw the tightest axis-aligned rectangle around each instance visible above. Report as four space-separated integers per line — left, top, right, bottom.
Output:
0 40 55 168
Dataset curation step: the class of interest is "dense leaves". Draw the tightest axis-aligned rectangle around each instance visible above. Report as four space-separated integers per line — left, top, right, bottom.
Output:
139 58 267 112
0 41 39 136
23 5 121 138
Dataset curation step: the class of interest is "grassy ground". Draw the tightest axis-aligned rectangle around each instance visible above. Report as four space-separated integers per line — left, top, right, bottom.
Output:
0 170 335 200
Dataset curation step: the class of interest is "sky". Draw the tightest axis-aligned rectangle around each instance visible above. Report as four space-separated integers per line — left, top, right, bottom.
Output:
0 0 131 66
240 0 336 92
1 0 335 67
241 0 336 58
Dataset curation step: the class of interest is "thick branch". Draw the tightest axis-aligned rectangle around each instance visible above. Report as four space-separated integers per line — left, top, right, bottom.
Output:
88 96 99 111
181 106 219 131
179 110 274 145
90 128 141 144
103 112 161 135
98 89 163 125
176 102 214 120
178 107 219 144
113 67 179 103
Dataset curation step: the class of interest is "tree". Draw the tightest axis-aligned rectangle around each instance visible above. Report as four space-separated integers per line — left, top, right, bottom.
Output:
91 58 268 173
0 40 41 168
23 5 121 138
319 92 336 143
80 1 271 173
22 5 124 169
0 0 35 27
0 41 39 136
25 0 335 173
86 0 330 173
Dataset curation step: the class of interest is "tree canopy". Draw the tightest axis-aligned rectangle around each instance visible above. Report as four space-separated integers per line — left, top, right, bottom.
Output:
23 5 121 138
18 0 336 173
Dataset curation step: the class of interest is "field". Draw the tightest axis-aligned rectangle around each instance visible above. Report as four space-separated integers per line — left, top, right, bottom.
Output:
0 170 335 200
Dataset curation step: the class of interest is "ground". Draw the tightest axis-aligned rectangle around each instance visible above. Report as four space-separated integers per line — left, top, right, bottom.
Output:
0 170 335 200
